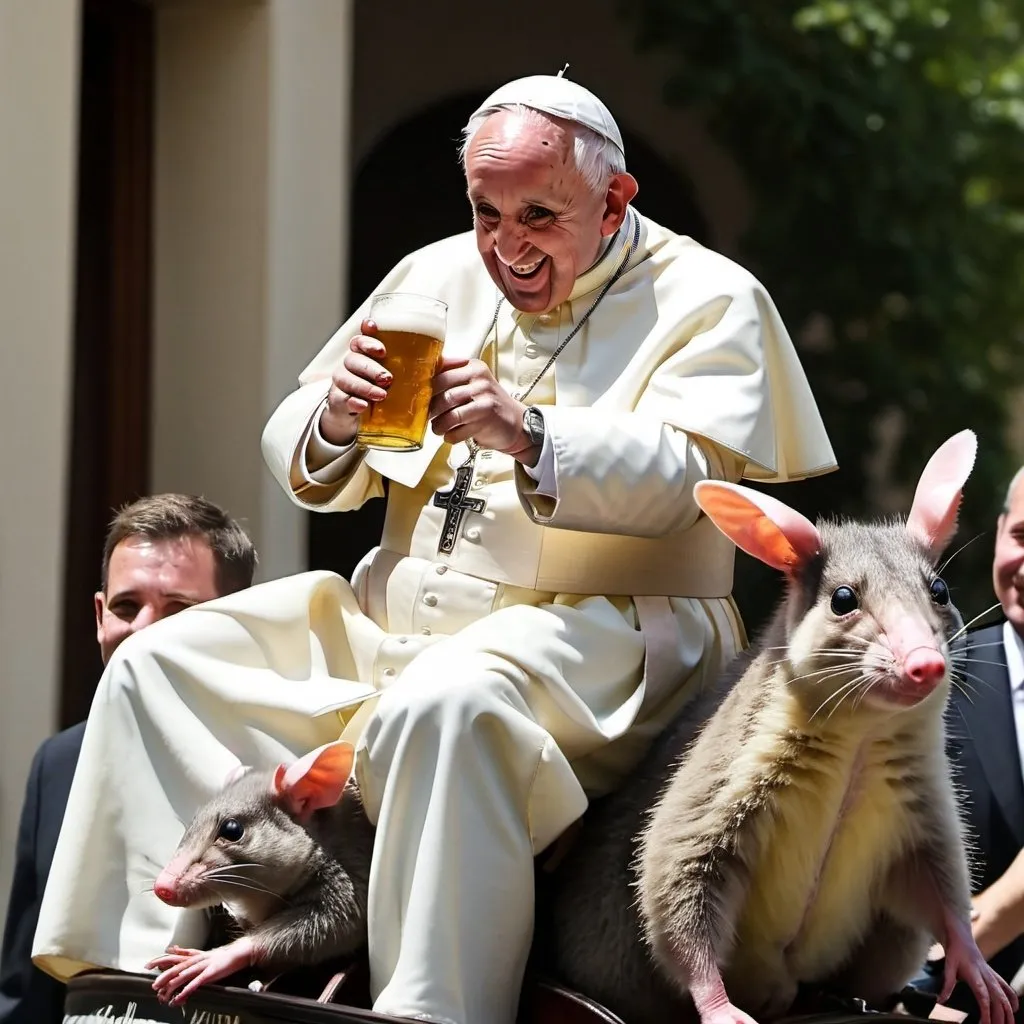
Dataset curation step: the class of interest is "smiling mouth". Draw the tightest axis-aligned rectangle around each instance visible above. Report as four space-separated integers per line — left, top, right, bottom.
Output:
506 256 547 279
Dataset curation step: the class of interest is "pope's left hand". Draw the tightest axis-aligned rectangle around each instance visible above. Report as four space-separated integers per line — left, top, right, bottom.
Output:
429 356 535 460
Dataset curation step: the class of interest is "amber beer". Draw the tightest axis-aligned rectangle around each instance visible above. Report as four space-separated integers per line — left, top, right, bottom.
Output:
356 292 447 451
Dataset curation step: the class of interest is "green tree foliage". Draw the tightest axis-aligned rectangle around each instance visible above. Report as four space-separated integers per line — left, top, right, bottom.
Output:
621 0 1024 630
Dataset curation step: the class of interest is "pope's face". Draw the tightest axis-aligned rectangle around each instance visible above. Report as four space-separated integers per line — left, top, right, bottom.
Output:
994 476 1024 638
95 534 222 664
465 110 635 314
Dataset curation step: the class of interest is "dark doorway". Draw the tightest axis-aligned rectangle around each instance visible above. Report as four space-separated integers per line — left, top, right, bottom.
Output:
308 90 709 577
60 0 155 728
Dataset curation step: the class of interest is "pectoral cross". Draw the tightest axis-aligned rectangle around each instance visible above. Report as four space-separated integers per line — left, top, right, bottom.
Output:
433 459 486 555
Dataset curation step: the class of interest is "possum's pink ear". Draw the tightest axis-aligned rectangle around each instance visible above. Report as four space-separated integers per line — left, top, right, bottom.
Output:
223 764 251 787
694 480 822 575
905 429 977 561
273 740 355 819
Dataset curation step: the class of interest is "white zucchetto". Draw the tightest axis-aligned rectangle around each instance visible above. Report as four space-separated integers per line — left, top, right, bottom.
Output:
471 73 625 158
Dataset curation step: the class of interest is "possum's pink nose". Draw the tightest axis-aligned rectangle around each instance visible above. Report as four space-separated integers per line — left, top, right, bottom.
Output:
153 871 180 905
904 648 946 688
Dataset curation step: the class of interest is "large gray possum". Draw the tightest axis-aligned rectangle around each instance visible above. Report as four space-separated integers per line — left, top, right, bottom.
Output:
547 429 1016 1024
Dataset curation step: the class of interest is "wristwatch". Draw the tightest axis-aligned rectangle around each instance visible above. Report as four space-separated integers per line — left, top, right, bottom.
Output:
523 406 546 448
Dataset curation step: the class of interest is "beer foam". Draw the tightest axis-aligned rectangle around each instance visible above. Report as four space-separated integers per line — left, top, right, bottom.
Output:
370 292 447 340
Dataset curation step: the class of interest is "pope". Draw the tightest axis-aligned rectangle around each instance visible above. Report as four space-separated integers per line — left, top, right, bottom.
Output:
32 73 837 1024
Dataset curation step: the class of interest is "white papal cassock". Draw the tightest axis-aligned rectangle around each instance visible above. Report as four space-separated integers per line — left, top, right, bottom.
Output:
33 208 836 1024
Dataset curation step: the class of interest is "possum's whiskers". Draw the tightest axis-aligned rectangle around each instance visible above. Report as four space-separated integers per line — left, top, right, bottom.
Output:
946 665 988 702
207 876 290 905
808 671 874 721
936 532 987 577
950 656 1010 671
768 648 864 677
203 863 286 898
948 603 1003 644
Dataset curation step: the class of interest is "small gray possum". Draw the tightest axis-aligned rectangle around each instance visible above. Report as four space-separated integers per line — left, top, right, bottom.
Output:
547 429 1017 1024
145 738 373 1007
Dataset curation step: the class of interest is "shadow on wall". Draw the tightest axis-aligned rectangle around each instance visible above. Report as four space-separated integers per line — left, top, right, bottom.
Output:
307 89 710 581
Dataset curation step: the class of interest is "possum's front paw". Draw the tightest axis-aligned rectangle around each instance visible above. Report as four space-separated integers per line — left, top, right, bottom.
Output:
698 1001 762 1024
146 937 255 1006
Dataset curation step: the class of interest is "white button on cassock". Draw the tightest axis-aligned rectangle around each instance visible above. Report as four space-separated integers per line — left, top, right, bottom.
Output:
465 527 481 542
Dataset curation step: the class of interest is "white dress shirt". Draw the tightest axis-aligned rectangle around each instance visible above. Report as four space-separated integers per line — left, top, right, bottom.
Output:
1005 621 1024 793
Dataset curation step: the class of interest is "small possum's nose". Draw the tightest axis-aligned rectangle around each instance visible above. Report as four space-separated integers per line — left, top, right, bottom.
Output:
153 871 180 906
904 647 946 687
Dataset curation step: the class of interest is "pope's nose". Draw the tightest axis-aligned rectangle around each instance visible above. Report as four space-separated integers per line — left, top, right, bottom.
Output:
492 227 532 266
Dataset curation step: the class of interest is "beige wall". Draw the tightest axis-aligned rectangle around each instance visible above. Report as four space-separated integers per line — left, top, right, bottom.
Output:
0 0 354 933
350 0 752 256
0 1 81 925
151 0 352 583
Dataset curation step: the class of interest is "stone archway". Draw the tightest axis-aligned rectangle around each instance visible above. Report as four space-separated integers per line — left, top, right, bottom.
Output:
308 91 710 577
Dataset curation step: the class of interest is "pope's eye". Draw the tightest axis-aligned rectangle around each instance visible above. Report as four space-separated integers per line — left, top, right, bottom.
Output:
930 577 950 606
830 586 859 615
217 818 244 842
524 206 554 226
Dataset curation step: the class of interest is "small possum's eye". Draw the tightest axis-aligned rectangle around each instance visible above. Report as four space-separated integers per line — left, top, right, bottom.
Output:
830 586 859 615
217 818 244 843
930 577 950 606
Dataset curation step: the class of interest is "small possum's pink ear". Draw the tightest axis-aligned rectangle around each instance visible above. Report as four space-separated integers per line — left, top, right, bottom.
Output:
694 480 822 575
905 429 977 561
273 739 355 818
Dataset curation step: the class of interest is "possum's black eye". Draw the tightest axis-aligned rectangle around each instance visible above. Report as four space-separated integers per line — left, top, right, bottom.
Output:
930 577 950 606
217 818 244 842
830 586 859 615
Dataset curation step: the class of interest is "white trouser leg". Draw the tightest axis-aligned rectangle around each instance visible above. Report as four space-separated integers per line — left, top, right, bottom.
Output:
358 653 588 1024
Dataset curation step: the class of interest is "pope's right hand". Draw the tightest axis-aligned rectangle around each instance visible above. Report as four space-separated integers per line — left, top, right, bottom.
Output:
319 318 392 446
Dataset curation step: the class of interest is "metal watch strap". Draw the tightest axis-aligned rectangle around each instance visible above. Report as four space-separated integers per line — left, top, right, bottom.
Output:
523 406 546 447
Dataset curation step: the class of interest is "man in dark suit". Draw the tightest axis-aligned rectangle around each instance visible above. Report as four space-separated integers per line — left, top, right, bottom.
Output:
947 465 1024 991
0 494 257 1024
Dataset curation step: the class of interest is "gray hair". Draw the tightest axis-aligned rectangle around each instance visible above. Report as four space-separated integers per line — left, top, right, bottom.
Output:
1003 466 1024 513
458 103 626 194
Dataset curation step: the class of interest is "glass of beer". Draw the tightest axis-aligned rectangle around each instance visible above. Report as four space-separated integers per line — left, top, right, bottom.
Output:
356 291 447 451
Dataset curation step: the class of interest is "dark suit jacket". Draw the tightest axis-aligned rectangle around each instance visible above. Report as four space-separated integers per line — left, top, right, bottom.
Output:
947 621 1024 986
0 721 86 1024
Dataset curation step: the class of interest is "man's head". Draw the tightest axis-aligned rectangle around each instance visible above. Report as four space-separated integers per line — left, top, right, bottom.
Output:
994 467 1024 636
95 493 257 664
460 76 638 314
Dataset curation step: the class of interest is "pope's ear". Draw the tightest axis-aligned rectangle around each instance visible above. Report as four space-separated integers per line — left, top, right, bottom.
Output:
694 480 822 575
601 173 638 236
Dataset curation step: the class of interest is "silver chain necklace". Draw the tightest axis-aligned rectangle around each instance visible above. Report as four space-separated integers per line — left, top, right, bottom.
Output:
432 210 643 555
